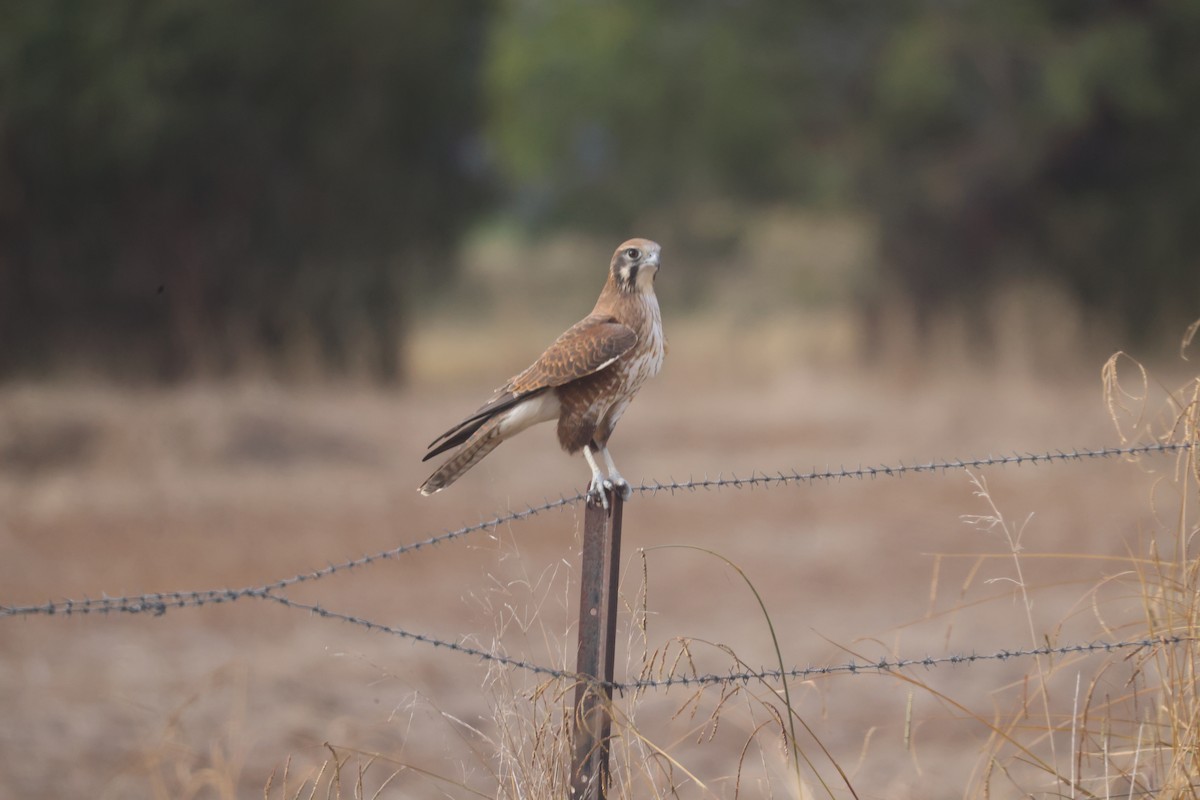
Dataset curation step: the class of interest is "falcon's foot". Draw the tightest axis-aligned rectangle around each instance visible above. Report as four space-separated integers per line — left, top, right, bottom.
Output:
587 474 610 510
598 447 633 502
603 474 632 501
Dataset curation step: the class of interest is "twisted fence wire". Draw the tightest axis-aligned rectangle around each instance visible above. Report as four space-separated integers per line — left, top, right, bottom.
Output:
630 440 1194 495
232 594 1200 692
1 439 1194 688
610 634 1195 692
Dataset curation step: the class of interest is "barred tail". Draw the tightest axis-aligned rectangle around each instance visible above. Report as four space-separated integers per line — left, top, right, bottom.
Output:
418 421 504 496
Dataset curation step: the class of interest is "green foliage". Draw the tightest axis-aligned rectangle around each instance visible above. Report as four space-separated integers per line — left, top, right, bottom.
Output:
0 0 491 380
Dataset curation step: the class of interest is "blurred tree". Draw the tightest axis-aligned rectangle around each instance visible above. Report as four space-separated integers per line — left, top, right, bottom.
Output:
486 1 881 230
0 0 492 381
486 0 1200 346
860 0 1200 343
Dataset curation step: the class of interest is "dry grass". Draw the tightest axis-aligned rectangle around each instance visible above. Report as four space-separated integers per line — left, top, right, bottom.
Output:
2 299 1199 797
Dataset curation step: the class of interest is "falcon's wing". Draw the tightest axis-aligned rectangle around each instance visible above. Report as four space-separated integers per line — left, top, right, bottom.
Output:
423 315 635 459
510 315 636 394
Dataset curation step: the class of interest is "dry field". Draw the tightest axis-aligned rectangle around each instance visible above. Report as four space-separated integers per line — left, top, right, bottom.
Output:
2 318 1198 798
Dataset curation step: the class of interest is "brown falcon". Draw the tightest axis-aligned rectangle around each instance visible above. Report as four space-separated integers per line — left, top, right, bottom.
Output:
419 238 666 508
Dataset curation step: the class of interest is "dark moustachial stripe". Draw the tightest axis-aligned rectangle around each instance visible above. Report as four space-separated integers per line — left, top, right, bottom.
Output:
624 263 638 291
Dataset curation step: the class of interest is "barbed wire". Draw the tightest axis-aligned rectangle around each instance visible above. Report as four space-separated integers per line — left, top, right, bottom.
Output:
611 634 1195 692
251 595 1196 692
628 440 1194 495
1 440 1189 624
261 591 578 678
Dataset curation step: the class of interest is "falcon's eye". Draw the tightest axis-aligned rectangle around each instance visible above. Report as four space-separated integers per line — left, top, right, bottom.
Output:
625 248 641 260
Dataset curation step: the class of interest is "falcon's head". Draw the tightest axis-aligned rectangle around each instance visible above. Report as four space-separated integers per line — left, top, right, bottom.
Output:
610 238 661 295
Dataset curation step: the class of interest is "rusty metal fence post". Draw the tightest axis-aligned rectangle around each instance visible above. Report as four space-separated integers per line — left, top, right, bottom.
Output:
570 489 624 799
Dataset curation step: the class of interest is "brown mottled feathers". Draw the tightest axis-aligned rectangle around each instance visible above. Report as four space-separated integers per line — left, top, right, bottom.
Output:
422 314 635 461
554 367 623 452
509 315 636 394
